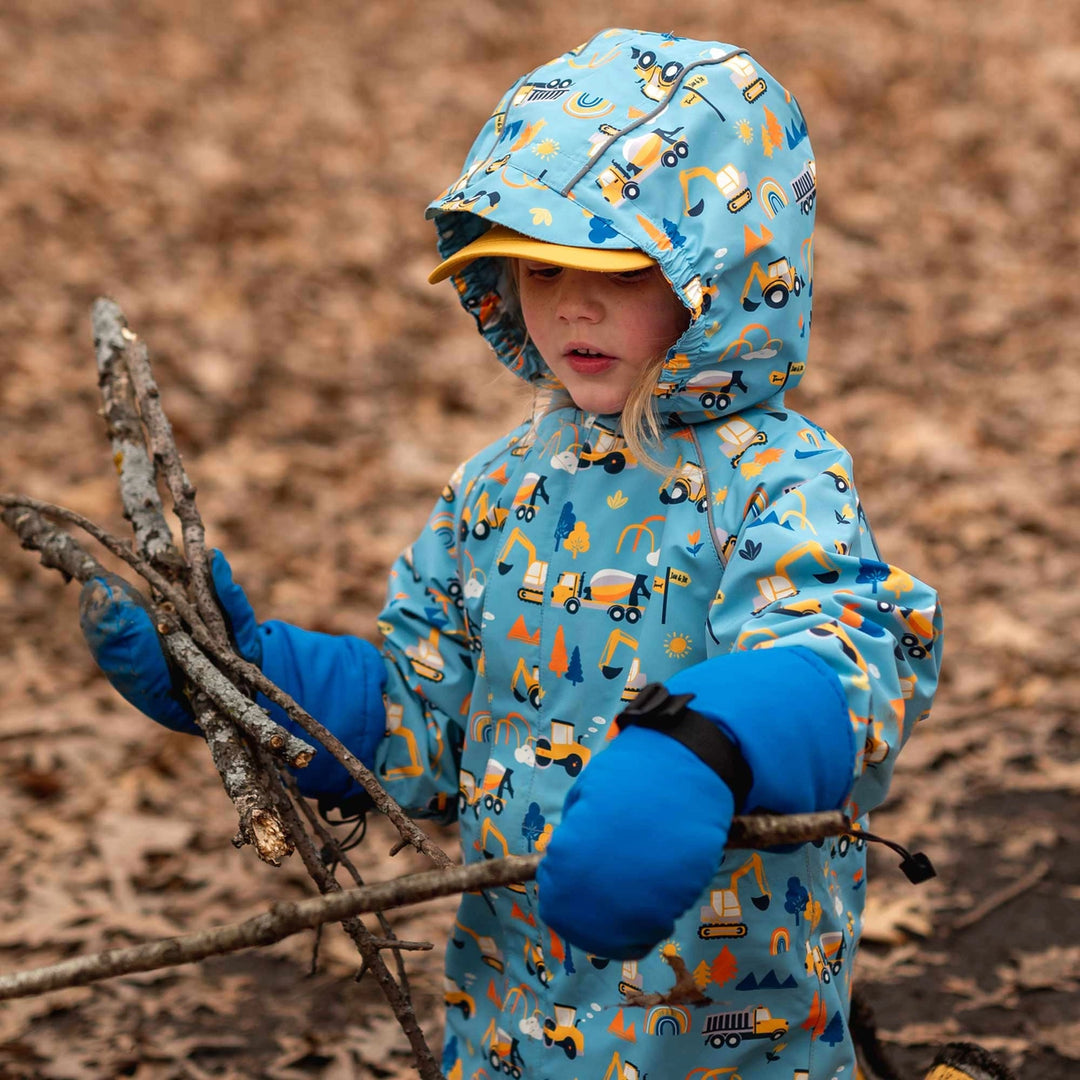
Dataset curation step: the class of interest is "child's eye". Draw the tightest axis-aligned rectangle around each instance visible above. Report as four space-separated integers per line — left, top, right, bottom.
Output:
608 268 652 283
525 265 563 280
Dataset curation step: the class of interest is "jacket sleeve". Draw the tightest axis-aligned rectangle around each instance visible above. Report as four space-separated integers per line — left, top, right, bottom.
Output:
707 441 943 818
372 438 514 822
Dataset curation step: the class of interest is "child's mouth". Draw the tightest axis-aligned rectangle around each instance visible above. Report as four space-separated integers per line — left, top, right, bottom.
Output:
565 347 615 374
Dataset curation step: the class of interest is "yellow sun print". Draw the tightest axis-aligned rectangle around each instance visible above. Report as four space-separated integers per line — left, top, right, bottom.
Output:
664 631 693 658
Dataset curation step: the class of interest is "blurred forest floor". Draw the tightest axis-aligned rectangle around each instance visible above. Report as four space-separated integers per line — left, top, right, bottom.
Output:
0 2 1077 1077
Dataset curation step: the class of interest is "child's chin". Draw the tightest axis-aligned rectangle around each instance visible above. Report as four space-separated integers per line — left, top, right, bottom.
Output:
568 392 628 415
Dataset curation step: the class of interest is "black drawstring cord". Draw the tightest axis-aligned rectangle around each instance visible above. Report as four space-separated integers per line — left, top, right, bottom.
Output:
307 801 371 976
858 827 937 884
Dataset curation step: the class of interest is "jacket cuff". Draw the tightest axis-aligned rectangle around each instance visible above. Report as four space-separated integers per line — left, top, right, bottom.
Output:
258 621 388 796
664 646 855 814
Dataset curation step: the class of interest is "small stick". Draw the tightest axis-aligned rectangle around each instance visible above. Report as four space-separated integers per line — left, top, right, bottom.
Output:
287 775 413 991
192 695 293 866
3 500 295 863
91 299 186 577
365 939 433 952
947 858 1051 933
1 504 106 584
0 493 454 868
0 855 535 1002
102 301 228 649
0 811 852 1003
163 629 315 768
261 756 443 1080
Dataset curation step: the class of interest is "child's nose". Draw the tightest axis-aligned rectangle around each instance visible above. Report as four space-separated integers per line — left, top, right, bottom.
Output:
555 271 603 323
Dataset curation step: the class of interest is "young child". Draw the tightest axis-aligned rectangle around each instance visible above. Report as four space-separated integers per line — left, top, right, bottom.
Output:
82 29 943 1080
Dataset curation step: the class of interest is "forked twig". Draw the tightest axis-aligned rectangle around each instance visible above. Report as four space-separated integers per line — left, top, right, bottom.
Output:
0 808 852 1003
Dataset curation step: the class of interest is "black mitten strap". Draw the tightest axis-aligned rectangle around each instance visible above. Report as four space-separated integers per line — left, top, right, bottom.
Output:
616 682 753 811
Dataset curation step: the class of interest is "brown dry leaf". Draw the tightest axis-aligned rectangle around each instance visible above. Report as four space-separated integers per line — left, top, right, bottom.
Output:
1002 945 1080 994
346 1015 415 1072
1033 1024 1080 1063
93 810 198 911
0 986 95 1044
861 890 935 946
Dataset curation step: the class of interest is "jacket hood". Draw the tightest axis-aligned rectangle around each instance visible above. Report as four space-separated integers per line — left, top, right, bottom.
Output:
427 28 817 424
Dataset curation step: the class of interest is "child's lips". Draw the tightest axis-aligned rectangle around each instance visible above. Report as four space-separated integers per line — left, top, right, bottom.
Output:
564 345 615 374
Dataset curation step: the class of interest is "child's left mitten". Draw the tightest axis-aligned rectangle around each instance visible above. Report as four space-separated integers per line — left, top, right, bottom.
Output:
535 704 742 960
536 647 855 960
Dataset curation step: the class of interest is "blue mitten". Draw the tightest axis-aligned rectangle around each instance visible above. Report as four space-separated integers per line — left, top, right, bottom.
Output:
537 719 737 959
79 552 387 802
537 646 855 959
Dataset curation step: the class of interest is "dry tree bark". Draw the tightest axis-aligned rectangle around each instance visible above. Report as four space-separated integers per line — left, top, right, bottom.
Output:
0 811 848 1002
0 300 852 1078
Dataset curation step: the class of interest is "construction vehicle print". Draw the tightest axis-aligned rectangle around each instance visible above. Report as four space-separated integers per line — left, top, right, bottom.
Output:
804 930 846 984
662 368 749 412
618 959 645 996
632 48 685 102
383 700 425 780
543 1002 585 1059
475 819 528 892
405 629 445 682
551 567 653 621
603 1051 643 1080
699 854 772 938
824 463 851 493
680 273 719 319
807 620 871 691
511 657 543 709
460 756 514 812
754 540 842 612
599 629 639 680
723 54 767 102
461 488 509 541
659 457 710 513
716 418 768 468
681 162 752 217
444 976 475 1020
534 719 591 776
512 76 574 106
452 919 504 973
487 1023 526 1078
701 1004 788 1049
595 126 690 206
791 159 817 215
511 472 550 522
576 424 637 473
740 258 804 312
497 528 549 604
620 656 647 701
524 939 551 986
458 769 483 817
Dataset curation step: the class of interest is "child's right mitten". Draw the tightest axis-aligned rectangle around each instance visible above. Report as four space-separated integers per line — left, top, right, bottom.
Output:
79 551 387 802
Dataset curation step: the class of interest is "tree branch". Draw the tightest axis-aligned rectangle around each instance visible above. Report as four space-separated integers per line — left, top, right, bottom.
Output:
0 811 850 1003
91 298 186 577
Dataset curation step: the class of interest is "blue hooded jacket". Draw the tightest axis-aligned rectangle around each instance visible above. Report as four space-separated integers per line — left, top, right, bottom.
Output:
372 29 943 1080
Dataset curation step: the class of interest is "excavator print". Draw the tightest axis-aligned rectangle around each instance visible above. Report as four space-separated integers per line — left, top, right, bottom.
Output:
754 540 842 612
497 528 549 604
698 853 772 939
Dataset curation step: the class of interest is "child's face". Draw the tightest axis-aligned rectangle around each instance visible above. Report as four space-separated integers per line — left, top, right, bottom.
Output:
515 261 690 415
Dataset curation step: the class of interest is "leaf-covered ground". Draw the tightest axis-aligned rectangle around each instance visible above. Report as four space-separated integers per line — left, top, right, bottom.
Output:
1 2 1077 1077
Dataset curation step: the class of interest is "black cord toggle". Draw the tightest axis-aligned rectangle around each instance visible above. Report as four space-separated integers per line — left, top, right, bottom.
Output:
859 828 936 884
